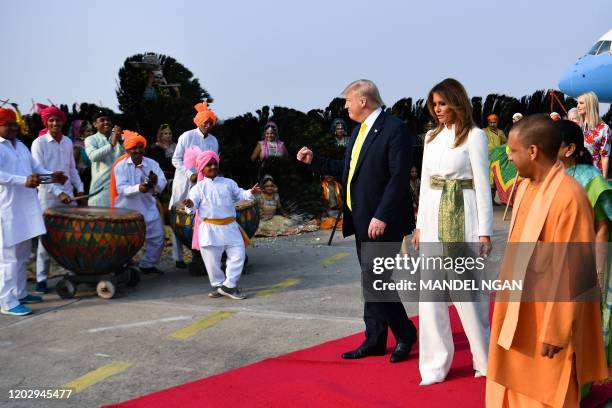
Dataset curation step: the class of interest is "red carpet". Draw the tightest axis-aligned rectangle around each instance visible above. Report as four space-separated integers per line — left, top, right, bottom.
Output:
105 307 611 408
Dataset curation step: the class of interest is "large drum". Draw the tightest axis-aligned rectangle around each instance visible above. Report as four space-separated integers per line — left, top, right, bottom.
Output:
42 207 146 275
170 200 259 248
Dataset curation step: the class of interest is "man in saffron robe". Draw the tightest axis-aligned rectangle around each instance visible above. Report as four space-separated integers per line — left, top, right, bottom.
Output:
486 114 607 407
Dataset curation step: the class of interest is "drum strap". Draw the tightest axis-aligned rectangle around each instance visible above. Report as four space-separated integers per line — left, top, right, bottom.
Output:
202 217 251 246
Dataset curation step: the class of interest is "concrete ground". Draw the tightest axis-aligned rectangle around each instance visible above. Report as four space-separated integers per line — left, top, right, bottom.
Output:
0 208 510 407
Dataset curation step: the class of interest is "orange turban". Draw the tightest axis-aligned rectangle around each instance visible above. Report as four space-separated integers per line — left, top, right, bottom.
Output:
109 130 148 207
193 102 217 127
0 108 17 126
487 114 499 122
123 130 148 150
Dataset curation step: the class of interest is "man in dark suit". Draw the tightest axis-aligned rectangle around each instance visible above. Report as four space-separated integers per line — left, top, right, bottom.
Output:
297 79 417 363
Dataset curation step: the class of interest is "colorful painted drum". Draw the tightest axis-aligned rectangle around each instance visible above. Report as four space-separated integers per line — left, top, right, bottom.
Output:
42 206 145 275
170 200 260 247
235 200 259 239
169 204 195 248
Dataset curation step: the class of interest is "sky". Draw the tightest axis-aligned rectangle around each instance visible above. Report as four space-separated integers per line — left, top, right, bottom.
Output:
2 0 610 119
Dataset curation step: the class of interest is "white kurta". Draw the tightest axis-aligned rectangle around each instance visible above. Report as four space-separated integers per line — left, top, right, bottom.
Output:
0 137 48 247
185 177 252 247
185 176 252 289
31 133 84 208
169 128 219 209
114 157 167 268
0 137 48 310
415 126 493 385
85 132 125 207
31 133 83 281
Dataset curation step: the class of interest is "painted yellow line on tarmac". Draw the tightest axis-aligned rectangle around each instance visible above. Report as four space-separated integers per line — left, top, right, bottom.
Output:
321 252 350 267
170 311 236 340
256 278 300 298
63 361 131 393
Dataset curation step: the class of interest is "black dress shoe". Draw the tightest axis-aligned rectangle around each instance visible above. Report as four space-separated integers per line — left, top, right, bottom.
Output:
389 342 414 363
341 347 386 359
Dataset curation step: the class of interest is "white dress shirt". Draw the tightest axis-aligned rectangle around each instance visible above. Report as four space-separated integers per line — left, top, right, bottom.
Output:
185 177 253 247
113 157 167 223
0 137 49 247
169 128 219 209
359 107 382 143
31 133 84 208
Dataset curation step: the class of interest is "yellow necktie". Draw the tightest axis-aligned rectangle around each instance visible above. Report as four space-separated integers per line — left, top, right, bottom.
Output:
346 122 368 210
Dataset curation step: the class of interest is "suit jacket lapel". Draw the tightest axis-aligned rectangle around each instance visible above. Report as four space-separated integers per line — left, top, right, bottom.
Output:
353 112 385 177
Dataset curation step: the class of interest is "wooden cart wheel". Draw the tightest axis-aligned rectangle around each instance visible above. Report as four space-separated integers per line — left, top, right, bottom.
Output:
56 278 76 299
126 267 140 287
96 280 116 299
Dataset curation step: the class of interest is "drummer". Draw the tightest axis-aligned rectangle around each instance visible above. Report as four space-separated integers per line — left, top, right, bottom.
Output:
31 105 84 295
0 108 67 316
182 149 260 300
169 102 219 269
110 130 167 275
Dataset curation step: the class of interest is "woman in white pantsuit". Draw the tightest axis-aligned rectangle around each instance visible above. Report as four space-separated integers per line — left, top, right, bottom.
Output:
412 78 493 385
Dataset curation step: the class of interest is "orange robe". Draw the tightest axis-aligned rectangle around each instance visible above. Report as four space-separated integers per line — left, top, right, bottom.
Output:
486 162 607 407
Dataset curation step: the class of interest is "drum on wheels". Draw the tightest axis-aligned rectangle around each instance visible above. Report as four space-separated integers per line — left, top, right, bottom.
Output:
42 206 146 299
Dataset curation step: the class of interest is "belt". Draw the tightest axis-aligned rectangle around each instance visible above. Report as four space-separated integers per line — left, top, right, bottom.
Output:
430 176 473 242
202 217 251 246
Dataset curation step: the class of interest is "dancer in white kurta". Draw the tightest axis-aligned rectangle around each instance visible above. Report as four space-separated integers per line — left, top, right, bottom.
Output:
0 108 66 316
414 79 493 385
111 131 167 274
183 148 260 300
31 105 84 293
169 102 219 266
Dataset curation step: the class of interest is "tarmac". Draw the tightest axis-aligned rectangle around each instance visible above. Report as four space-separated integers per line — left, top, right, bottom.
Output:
0 207 510 407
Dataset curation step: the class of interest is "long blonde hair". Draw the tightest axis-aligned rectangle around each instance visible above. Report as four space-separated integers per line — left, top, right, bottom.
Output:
578 91 602 131
426 78 474 147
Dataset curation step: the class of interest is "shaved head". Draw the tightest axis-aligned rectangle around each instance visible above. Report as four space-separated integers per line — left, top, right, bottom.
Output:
509 114 561 161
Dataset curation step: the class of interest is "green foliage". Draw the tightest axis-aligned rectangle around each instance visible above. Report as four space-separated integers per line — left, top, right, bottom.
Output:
116 53 211 142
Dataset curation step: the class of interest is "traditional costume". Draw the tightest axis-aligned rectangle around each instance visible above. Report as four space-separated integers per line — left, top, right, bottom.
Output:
486 162 608 407
484 115 507 153
416 125 493 384
566 163 612 385
0 109 49 315
85 114 125 207
184 149 252 292
31 105 83 290
169 103 219 265
110 131 167 271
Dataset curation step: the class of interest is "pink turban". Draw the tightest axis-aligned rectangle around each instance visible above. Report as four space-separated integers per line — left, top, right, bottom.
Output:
0 108 17 126
184 147 220 181
184 146 221 250
37 103 67 127
193 102 217 127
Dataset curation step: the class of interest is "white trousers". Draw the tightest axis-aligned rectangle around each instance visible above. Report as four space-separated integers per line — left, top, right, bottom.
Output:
418 300 490 383
139 218 165 268
0 240 31 310
172 232 184 262
199 244 245 288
